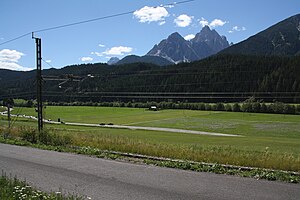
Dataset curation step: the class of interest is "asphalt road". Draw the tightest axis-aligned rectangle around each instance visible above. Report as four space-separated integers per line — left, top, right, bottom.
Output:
0 143 299 200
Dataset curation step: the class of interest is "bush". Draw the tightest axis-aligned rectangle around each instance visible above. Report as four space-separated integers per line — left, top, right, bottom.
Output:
252 102 261 113
232 103 241 112
216 103 225 111
241 103 252 112
198 103 206 110
260 103 268 113
225 104 232 112
21 128 38 144
271 102 285 114
20 128 71 146
205 104 212 111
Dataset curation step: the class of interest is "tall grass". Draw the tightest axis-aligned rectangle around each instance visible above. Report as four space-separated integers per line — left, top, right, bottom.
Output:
0 171 81 200
70 131 300 172
1 125 300 172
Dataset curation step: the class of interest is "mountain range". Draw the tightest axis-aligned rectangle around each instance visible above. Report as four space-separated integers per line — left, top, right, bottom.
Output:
146 26 229 63
116 26 229 65
116 14 300 66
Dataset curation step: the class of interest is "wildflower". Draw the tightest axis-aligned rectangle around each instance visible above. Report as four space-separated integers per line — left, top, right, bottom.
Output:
265 147 269 150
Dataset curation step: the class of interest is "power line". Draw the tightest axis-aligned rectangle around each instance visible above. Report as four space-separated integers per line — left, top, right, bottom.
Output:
0 32 31 46
42 58 55 68
0 0 195 46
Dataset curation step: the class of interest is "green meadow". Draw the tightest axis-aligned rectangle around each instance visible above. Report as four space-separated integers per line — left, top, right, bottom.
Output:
1 106 300 171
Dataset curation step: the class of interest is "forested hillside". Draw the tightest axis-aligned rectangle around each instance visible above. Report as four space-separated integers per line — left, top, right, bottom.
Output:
0 54 299 103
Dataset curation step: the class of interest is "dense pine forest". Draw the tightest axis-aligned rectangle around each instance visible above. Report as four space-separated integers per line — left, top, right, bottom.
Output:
0 54 299 103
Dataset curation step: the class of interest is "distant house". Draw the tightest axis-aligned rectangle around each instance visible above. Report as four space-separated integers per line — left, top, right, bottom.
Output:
149 106 158 111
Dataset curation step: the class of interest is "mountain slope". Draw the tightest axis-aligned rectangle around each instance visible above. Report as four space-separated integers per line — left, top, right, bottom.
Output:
147 26 229 63
220 14 300 56
147 32 199 63
191 26 229 56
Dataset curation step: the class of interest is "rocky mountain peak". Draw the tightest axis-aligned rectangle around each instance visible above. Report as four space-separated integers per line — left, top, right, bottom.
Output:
146 26 230 64
168 32 184 40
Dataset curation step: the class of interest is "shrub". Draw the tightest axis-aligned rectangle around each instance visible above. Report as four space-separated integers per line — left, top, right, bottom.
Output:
216 103 225 111
271 102 285 114
260 103 268 113
225 104 232 112
20 128 72 147
252 102 261 113
198 103 206 110
232 103 241 112
205 104 212 111
21 128 38 144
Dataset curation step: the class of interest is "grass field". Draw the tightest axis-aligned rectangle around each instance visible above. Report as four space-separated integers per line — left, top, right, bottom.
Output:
2 106 300 171
0 106 6 112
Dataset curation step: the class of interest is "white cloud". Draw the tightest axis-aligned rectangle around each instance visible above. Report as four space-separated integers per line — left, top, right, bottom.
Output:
229 26 246 33
98 44 105 47
0 61 32 71
81 57 93 62
0 49 24 62
174 14 193 27
133 6 169 24
103 46 133 56
45 60 51 63
0 49 31 71
199 18 228 28
199 18 209 27
209 19 227 28
91 52 103 57
184 34 195 41
159 21 166 26
232 26 239 31
163 4 175 8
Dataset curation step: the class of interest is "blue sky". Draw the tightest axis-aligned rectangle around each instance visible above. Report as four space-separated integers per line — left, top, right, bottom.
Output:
0 0 299 71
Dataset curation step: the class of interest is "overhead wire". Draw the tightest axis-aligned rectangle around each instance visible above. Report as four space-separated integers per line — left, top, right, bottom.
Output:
0 0 195 46
42 58 55 69
0 32 31 46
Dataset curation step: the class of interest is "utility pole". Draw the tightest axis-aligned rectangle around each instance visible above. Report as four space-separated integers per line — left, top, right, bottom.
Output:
33 33 43 132
7 103 10 129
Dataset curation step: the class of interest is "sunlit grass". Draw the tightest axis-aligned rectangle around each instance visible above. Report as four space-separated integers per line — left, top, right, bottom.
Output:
3 106 300 172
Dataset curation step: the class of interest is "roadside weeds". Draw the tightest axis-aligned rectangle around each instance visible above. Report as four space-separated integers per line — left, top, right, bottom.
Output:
0 136 299 184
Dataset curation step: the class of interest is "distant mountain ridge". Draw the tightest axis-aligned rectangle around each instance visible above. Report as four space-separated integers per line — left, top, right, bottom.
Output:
107 57 120 65
220 14 300 56
116 26 229 66
146 26 229 63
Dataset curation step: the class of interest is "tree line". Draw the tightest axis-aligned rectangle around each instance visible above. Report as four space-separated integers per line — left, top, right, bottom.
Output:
46 98 300 115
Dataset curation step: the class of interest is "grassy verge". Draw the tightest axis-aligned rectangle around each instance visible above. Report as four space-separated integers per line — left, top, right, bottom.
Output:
0 131 299 184
0 171 82 200
2 122 300 172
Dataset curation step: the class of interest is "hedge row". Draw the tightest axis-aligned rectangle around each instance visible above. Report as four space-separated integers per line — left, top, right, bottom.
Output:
46 99 300 115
